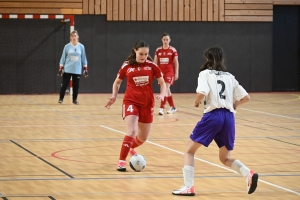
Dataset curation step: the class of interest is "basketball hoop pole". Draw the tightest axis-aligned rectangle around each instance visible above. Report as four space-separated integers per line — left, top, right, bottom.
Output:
67 15 74 96
70 77 73 95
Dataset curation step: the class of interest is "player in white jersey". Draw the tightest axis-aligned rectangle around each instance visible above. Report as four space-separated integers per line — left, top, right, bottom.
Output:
57 30 88 105
199 69 248 113
172 47 258 196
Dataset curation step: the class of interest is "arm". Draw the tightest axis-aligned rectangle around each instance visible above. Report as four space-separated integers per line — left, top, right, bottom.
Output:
194 93 205 107
153 55 158 64
173 57 179 81
105 77 123 108
233 94 250 110
156 77 166 100
81 45 88 67
82 46 88 77
58 46 67 76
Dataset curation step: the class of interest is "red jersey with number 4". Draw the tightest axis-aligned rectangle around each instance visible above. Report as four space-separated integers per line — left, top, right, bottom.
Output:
155 46 178 74
117 60 163 107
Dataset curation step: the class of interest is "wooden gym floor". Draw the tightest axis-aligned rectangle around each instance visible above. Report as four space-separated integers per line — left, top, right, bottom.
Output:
0 93 299 200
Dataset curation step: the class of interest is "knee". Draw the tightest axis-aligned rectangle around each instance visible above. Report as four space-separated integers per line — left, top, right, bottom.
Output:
219 155 230 165
126 130 137 138
185 148 196 155
138 136 147 143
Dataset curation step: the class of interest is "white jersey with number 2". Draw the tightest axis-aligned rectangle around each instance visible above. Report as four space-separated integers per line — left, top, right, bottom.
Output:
196 69 248 113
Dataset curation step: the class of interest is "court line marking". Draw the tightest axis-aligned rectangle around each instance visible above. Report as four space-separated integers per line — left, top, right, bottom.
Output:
0 196 55 199
2 189 295 196
10 140 74 179
100 125 300 196
18 97 80 119
240 108 300 121
0 135 299 142
1 173 300 182
0 124 195 128
244 94 300 104
267 137 300 147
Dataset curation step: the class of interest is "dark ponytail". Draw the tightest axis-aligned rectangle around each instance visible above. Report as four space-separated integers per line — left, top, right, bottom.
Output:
200 47 227 72
125 40 153 65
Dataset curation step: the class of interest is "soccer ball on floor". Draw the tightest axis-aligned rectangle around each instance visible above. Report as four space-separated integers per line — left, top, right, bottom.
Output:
129 154 146 172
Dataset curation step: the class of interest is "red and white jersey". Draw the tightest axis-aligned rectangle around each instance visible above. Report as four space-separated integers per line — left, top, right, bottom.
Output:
196 69 248 113
155 46 178 73
117 60 163 107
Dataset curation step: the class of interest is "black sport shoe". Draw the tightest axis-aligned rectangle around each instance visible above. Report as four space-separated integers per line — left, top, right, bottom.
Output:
58 99 63 104
73 100 79 105
247 170 259 194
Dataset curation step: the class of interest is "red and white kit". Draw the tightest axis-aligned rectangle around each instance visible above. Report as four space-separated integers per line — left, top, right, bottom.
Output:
155 46 178 84
117 60 162 123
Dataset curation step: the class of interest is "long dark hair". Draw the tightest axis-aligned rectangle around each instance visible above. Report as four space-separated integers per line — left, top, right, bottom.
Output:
126 40 153 65
200 47 227 72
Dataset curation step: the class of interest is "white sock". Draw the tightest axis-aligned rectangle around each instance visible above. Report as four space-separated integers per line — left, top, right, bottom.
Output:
183 165 194 187
231 160 250 177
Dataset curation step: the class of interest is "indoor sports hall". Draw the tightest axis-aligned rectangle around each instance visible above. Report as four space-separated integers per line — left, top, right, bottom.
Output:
0 1 299 199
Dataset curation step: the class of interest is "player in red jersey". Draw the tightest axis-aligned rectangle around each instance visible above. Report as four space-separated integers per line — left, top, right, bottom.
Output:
154 32 179 115
105 40 166 172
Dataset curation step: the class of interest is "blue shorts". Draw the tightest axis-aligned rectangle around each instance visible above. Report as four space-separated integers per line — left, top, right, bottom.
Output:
190 108 235 150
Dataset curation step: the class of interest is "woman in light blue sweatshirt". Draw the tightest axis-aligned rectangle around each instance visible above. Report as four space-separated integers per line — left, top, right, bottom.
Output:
58 30 88 105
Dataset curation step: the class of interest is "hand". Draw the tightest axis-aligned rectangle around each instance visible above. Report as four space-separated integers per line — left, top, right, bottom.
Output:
57 68 64 76
174 74 179 81
156 94 164 101
83 67 88 77
194 101 201 107
83 70 88 77
233 103 238 110
105 96 116 108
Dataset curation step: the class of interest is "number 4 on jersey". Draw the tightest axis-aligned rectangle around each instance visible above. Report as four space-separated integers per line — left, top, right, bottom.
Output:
127 105 134 112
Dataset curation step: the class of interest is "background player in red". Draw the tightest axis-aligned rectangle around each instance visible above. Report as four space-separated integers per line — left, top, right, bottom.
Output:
154 32 179 115
105 40 166 172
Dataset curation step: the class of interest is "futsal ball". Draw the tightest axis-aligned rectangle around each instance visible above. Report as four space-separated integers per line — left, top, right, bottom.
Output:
129 154 146 172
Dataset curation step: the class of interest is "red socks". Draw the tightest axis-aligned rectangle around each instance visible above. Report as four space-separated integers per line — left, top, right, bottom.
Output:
119 135 134 160
160 97 167 108
167 95 175 107
160 96 175 108
131 136 144 149
119 136 145 160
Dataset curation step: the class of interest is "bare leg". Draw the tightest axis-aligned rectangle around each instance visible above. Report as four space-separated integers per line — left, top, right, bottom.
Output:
184 139 202 166
172 139 201 196
117 115 138 171
183 139 202 187
219 146 250 176
130 122 151 149
219 146 258 194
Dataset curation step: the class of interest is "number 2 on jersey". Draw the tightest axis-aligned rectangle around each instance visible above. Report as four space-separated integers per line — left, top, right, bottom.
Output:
217 80 226 99
127 105 134 112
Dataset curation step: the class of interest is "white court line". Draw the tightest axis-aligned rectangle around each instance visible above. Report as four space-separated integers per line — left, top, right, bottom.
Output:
0 124 195 128
241 108 300 121
100 125 300 196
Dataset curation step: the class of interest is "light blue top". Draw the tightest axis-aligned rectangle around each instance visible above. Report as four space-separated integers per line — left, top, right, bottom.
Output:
59 42 88 75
